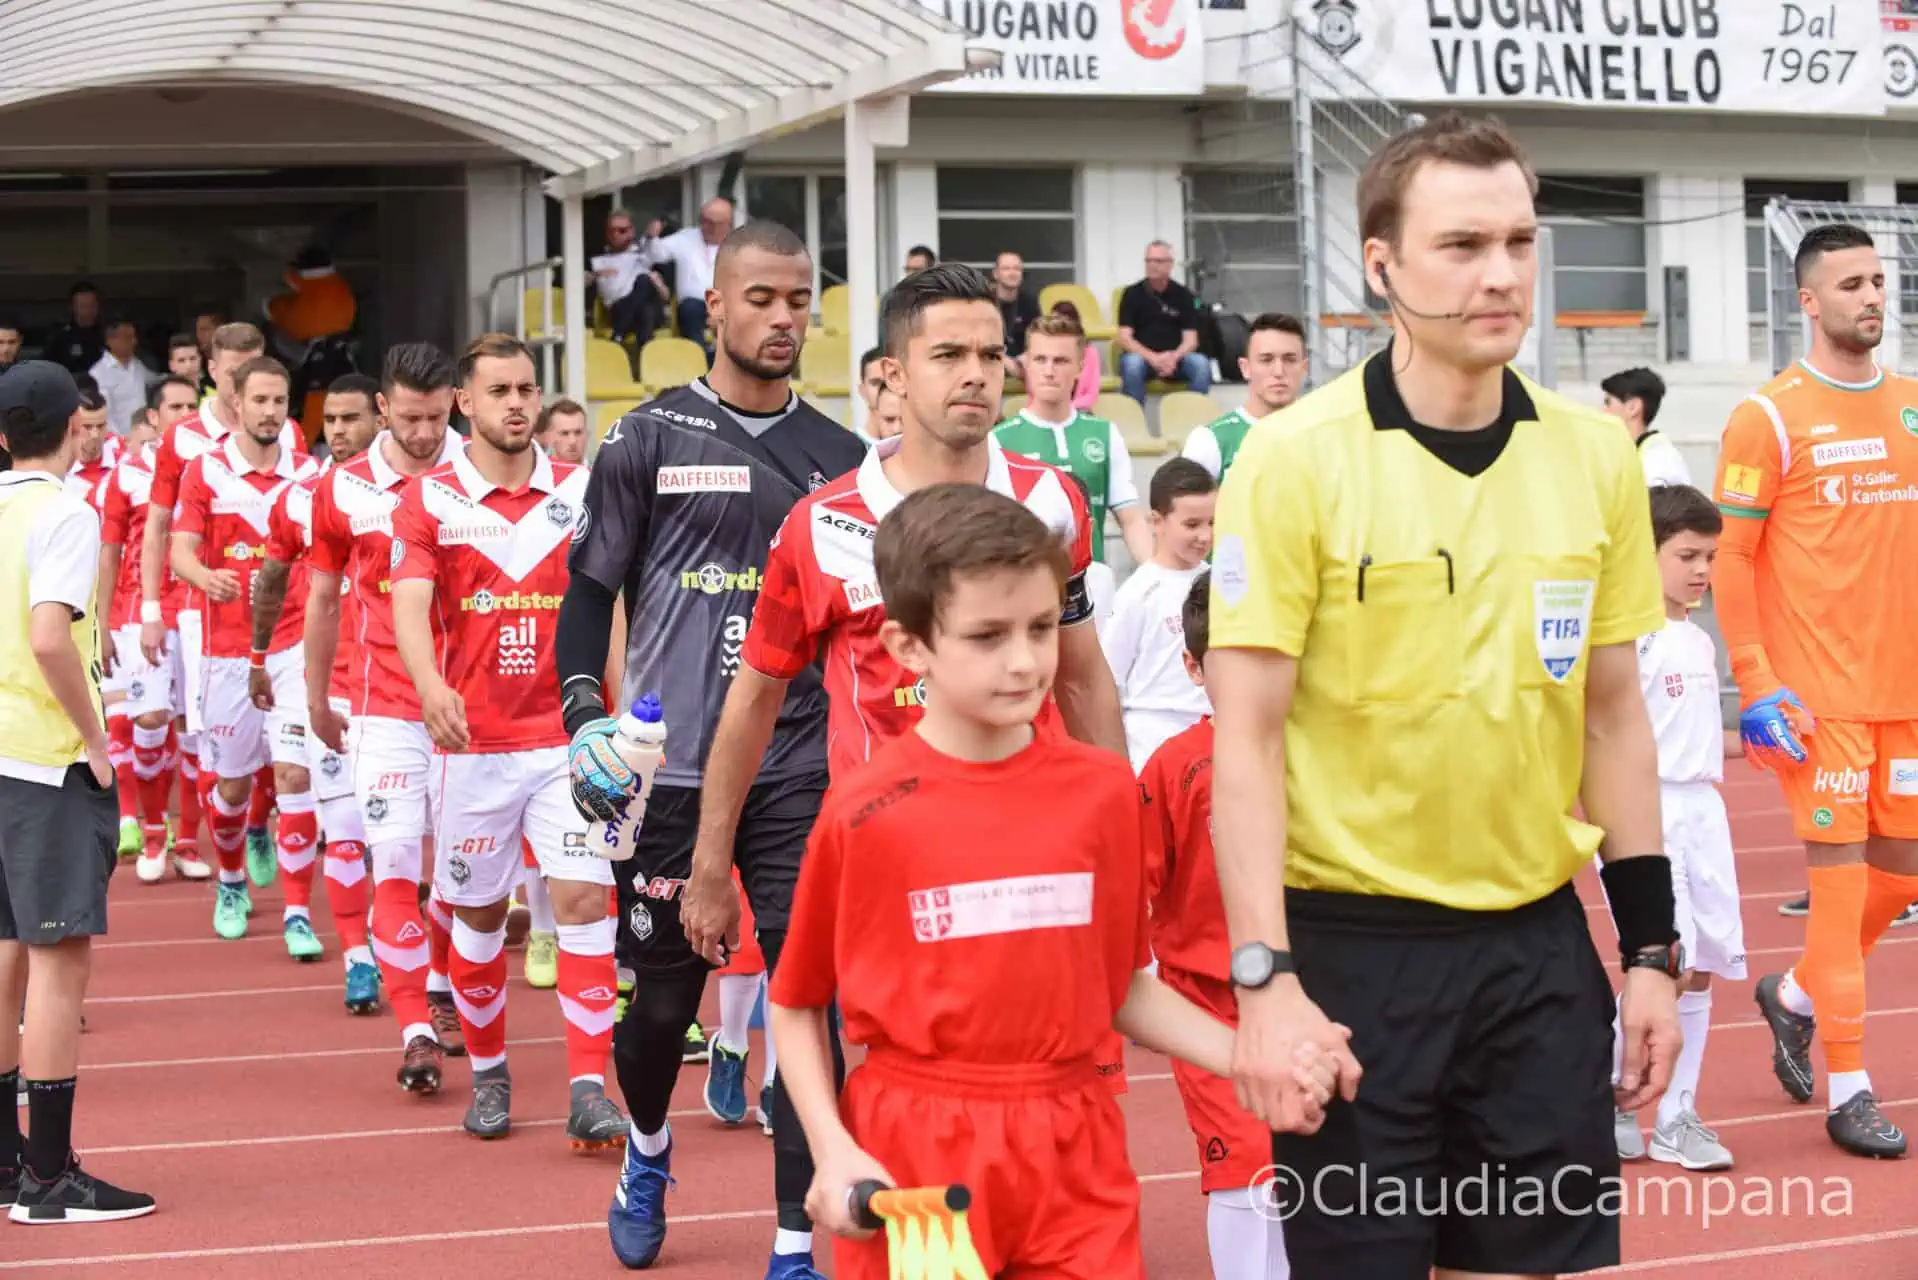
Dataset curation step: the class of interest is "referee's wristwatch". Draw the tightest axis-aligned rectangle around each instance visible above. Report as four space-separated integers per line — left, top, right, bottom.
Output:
1622 941 1684 979
1229 943 1295 991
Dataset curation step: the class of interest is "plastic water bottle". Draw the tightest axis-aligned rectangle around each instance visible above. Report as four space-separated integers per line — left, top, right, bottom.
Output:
586 693 667 861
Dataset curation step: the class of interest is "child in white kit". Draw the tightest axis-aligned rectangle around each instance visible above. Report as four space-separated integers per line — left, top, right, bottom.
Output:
1101 457 1216 771
1614 484 1747 1171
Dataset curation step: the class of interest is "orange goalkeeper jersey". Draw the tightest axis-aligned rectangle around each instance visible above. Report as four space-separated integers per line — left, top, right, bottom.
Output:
1712 361 1918 721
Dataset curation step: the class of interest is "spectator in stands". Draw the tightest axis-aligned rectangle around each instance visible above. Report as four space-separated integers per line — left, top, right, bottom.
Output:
189 309 222 400
87 319 158 439
166 334 202 386
857 346 887 412
644 196 736 360
1601 366 1690 486
592 208 668 350
1183 312 1307 483
0 320 19 375
42 283 105 378
1116 240 1212 405
1048 300 1103 410
992 251 1042 380
903 245 937 274
869 386 905 441
535 398 590 464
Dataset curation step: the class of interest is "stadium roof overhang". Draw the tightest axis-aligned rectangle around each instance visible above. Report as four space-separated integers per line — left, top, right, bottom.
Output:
0 0 975 196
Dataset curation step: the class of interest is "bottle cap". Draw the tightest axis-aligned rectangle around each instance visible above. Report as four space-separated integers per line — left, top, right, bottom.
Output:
630 692 663 724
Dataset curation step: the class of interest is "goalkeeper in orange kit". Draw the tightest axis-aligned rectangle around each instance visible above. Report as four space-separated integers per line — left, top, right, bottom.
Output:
1713 222 1918 1158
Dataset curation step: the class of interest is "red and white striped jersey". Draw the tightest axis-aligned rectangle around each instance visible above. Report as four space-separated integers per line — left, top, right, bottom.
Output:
150 401 304 514
391 447 587 754
99 444 171 631
307 430 466 720
173 436 320 658
740 435 1094 780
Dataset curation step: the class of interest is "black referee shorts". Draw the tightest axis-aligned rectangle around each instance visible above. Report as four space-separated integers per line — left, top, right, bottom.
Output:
1274 882 1619 1280
0 765 119 945
614 770 827 979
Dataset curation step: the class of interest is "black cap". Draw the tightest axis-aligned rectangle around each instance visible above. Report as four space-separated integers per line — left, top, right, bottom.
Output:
0 360 81 431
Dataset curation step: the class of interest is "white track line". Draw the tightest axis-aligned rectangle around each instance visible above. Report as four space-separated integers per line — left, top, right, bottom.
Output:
87 1036 565 1072
86 984 339 1005
1588 1226 1918 1274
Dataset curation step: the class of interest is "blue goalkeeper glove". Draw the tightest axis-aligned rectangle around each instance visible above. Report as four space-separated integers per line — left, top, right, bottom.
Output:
568 716 635 823
1740 687 1814 769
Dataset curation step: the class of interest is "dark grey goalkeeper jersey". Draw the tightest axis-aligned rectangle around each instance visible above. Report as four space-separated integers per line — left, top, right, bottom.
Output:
569 379 868 788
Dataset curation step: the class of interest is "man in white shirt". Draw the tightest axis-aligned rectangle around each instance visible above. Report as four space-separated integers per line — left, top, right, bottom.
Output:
591 209 668 349
1602 366 1691 487
87 320 159 439
645 198 736 359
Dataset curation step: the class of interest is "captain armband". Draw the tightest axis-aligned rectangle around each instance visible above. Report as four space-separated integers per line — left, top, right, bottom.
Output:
1060 571 1093 627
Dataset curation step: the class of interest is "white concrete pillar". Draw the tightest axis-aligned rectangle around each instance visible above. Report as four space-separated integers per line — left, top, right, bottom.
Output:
562 193 588 403
1648 174 1747 367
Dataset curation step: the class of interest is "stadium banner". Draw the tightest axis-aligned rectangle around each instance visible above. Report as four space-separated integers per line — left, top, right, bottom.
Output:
1300 0 1887 118
921 0 1206 94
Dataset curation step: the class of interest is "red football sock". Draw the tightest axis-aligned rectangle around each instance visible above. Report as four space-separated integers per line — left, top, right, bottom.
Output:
448 918 509 1066
323 842 371 952
131 721 172 830
109 713 138 823
554 918 618 1083
275 791 320 913
176 752 204 845
207 787 248 877
425 888 455 987
247 764 275 827
371 872 431 1037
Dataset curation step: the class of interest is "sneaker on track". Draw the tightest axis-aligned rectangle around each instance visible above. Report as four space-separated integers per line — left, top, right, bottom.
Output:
212 882 248 940
1614 1108 1645 1161
464 1071 512 1140
764 1252 827 1279
1828 1092 1909 1159
427 993 466 1057
171 848 212 881
608 1131 674 1269
282 916 323 962
523 931 558 989
757 1085 774 1137
1894 902 1918 928
1778 893 1809 917
1648 1098 1733 1170
244 826 276 887
1753 973 1816 1104
568 1081 629 1152
397 1035 443 1094
614 977 633 1026
8 1156 155 1225
704 1040 749 1125
343 960 381 1015
116 816 142 861
134 846 168 884
683 1021 709 1064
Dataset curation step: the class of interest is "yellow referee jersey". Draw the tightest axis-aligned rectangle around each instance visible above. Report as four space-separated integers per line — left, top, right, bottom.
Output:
1209 350 1663 912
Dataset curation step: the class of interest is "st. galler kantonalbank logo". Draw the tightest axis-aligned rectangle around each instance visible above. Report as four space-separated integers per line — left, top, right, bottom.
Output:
1311 0 1361 57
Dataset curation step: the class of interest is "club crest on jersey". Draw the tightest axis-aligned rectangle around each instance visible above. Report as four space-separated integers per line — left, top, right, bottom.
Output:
1533 579 1595 683
1081 437 1107 465
546 499 573 529
1904 408 1918 438
628 902 654 942
448 856 471 886
365 795 388 822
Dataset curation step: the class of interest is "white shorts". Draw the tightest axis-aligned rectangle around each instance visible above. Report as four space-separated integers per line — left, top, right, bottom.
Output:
198 648 306 780
352 716 436 842
309 697 355 803
1664 781 1746 980
428 746 610 908
177 609 207 734
112 624 184 719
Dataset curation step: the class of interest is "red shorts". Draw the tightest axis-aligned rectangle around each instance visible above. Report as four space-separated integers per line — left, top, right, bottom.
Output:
833 1049 1144 1280
1160 966 1274 1194
717 876 765 976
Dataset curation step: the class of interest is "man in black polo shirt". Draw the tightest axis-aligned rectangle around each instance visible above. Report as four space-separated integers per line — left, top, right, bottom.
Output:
557 220 864 1280
1117 240 1212 404
992 251 1042 380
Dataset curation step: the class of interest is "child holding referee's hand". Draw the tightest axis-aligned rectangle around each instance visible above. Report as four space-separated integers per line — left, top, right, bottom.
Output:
768 483 1340 1279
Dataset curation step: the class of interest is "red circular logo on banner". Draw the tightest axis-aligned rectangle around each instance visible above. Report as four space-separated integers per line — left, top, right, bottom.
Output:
1122 0 1186 61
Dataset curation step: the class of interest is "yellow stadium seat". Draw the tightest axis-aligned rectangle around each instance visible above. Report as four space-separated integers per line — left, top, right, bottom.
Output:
820 284 851 336
1157 390 1224 449
522 287 564 340
585 337 650 403
1038 283 1116 341
638 336 708 390
588 398 643 447
1095 393 1166 456
801 331 853 397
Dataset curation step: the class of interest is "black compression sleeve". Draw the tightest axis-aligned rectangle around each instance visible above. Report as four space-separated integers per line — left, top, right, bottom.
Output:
557 572 618 735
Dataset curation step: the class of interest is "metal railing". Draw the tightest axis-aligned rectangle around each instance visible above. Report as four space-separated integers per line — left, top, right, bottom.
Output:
484 256 563 390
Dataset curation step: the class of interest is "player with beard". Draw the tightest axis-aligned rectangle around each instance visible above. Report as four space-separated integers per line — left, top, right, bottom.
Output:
557 220 866 1278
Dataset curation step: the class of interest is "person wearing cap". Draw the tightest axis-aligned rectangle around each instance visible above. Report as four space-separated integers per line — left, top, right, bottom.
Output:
0 361 156 1225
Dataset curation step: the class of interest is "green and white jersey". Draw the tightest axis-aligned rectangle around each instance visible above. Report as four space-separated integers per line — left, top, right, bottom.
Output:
991 408 1137 561
1181 407 1257 483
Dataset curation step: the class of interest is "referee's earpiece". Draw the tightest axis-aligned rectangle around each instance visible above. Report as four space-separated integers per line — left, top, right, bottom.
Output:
1378 263 1468 323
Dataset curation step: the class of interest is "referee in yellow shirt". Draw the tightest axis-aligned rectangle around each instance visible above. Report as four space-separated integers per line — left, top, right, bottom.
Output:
1206 116 1680 1279
0 361 154 1224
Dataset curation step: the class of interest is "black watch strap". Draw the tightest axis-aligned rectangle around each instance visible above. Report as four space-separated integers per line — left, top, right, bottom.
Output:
1622 942 1682 978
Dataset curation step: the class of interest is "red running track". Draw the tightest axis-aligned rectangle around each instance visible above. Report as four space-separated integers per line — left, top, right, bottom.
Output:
7 762 1917 1276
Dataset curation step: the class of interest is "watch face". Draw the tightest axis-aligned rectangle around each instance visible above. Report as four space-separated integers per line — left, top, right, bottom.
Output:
1231 945 1272 988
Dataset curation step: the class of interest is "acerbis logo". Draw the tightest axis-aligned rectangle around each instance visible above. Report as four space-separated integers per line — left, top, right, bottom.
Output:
819 512 874 541
679 563 763 595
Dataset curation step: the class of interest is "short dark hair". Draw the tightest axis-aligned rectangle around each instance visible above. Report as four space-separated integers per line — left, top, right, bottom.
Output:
1649 484 1722 548
905 244 937 265
210 322 266 357
76 386 105 413
0 317 20 336
104 316 136 337
1182 569 1212 664
716 219 809 275
457 333 536 385
875 482 1072 642
1358 112 1536 247
1149 456 1216 514
235 355 290 394
382 342 456 395
535 397 585 434
148 376 195 411
882 263 996 358
167 332 198 354
859 346 884 376
1794 222 1876 285
324 373 379 408
1599 367 1665 427
70 280 99 298
1248 312 1307 343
